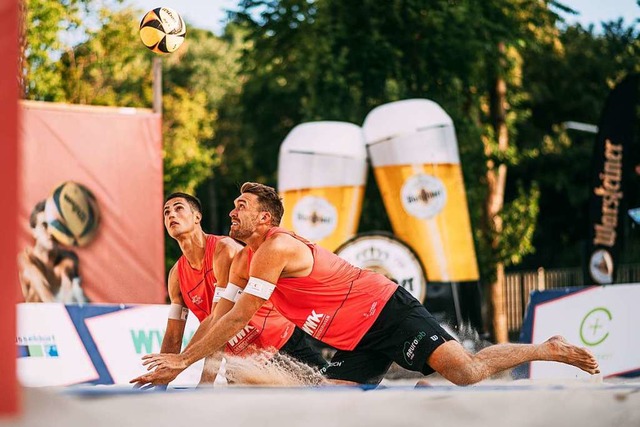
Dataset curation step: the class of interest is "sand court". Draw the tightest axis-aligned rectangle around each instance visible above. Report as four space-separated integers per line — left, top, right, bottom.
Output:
2 378 639 427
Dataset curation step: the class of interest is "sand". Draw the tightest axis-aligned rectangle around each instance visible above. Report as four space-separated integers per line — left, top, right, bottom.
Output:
1 377 638 427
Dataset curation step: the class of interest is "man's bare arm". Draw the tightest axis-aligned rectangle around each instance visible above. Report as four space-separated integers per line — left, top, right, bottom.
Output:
133 238 291 381
192 237 241 385
161 265 187 354
209 247 250 323
140 294 267 376
184 238 242 352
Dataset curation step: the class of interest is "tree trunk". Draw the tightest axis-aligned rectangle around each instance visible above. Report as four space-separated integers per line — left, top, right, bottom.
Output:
491 262 508 342
204 178 219 234
484 42 509 343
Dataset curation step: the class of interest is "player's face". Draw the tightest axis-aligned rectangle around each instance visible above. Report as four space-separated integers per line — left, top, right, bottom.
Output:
32 212 55 250
163 198 199 238
229 193 262 241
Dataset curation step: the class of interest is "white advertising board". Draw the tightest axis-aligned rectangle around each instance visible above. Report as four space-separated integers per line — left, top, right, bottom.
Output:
531 284 640 379
85 305 204 386
16 304 215 387
17 304 99 386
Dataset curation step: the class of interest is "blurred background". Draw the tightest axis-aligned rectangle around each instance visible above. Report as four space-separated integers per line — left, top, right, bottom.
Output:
18 0 640 345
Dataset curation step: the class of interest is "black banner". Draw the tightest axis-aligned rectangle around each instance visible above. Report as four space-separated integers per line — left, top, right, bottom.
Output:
585 74 639 285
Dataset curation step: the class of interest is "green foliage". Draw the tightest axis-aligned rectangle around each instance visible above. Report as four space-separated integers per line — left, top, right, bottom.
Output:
59 7 153 107
20 0 84 100
21 0 640 286
499 182 540 265
162 87 218 194
227 0 562 282
514 20 640 268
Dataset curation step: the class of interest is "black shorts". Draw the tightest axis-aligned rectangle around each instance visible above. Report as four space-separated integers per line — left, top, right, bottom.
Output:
279 326 329 370
322 286 455 385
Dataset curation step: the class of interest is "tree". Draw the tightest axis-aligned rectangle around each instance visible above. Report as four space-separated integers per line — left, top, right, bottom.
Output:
514 19 640 269
23 3 235 272
20 0 88 100
229 0 566 341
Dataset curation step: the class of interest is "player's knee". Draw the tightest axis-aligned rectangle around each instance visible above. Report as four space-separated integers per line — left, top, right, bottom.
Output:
428 341 482 386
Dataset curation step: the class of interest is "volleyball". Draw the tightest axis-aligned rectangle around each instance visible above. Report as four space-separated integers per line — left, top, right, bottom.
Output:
139 7 186 54
44 181 101 247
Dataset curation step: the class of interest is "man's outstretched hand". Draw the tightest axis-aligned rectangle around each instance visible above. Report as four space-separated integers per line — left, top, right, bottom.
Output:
129 353 189 389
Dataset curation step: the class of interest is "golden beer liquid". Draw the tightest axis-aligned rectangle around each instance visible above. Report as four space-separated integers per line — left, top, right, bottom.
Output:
281 185 365 252
374 163 479 282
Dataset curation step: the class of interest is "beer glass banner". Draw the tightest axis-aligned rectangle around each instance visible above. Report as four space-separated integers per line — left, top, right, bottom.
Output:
362 99 479 284
278 122 368 252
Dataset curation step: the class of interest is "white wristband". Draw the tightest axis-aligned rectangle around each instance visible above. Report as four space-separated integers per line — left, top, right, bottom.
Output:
244 277 276 300
213 285 224 303
221 283 242 302
168 303 188 320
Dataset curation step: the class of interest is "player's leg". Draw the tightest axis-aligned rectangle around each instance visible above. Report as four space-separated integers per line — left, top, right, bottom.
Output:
375 287 599 385
428 336 600 386
279 326 329 370
322 348 393 386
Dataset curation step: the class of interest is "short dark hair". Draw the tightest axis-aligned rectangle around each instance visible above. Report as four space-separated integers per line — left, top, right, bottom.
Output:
240 182 284 226
164 192 202 214
29 200 46 229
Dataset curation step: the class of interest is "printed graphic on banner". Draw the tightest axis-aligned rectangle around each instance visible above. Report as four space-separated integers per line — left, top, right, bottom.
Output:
17 304 98 386
585 74 638 285
85 305 203 385
336 234 427 303
18 182 97 304
401 174 447 219
530 284 640 379
363 100 480 284
19 101 165 303
292 196 338 241
278 122 368 252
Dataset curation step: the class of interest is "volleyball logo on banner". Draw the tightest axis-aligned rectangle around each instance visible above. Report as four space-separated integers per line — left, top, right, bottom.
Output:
45 181 101 247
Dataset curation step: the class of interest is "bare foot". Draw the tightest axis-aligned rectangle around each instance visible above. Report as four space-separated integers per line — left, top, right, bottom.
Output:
542 336 600 375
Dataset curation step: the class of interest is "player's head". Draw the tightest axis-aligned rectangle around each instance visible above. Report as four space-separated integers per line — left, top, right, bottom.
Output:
163 192 203 238
230 182 283 240
239 182 284 226
29 200 55 250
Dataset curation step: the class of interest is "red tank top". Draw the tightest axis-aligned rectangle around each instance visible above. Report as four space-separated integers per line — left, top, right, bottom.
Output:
177 234 294 354
247 228 398 351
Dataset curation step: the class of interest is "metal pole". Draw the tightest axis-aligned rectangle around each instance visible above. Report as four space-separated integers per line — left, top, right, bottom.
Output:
153 56 162 114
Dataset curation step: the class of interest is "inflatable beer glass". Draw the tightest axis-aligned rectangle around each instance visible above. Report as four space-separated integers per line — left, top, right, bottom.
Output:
278 122 367 251
363 99 482 329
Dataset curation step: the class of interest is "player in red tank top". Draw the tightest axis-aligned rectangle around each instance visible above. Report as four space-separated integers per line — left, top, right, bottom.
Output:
131 192 325 388
135 184 599 387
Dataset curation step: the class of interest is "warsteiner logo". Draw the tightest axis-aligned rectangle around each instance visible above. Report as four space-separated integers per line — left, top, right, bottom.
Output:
589 249 613 284
292 196 337 241
401 174 447 219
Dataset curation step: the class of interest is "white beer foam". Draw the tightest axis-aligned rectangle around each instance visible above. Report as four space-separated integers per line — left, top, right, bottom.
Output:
279 121 368 191
363 99 460 165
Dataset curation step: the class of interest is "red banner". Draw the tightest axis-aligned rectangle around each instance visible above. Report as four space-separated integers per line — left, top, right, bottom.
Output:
19 101 166 303
1 0 20 415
